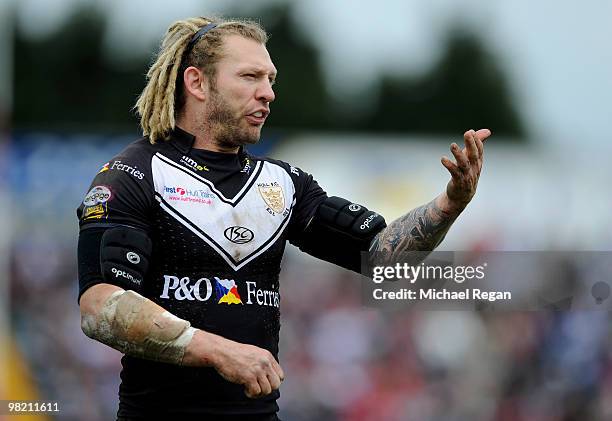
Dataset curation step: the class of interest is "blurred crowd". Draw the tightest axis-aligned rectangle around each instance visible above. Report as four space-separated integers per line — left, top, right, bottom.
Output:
6 136 612 421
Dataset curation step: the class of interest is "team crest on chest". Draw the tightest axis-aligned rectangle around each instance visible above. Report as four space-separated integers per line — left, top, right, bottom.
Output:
153 153 295 270
257 182 285 214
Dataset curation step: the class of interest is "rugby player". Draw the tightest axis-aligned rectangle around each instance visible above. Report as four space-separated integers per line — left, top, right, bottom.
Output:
76 16 490 420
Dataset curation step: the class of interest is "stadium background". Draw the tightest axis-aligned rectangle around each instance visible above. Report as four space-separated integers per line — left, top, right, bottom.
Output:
1 1 612 420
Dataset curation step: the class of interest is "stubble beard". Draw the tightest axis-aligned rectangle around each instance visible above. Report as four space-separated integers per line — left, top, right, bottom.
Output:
204 89 261 149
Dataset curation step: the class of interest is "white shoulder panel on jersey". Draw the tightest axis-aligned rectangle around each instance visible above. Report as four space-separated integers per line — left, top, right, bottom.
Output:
151 153 295 271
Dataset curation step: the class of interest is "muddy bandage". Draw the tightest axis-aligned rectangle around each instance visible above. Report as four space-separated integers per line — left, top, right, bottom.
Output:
81 290 196 365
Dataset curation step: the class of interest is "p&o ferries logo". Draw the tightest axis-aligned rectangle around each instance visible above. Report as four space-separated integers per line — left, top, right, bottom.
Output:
160 275 279 308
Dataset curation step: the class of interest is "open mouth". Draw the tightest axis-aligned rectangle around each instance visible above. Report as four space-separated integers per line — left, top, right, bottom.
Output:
245 110 269 125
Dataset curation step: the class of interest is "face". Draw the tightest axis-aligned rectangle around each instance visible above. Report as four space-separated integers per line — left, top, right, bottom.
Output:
202 35 277 148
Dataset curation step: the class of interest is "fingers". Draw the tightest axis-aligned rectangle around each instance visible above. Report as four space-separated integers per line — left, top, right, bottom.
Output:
451 142 469 172
244 378 262 399
245 370 272 398
464 130 479 163
244 352 284 399
441 156 460 179
257 374 273 396
475 137 484 156
444 129 488 204
444 127 489 176
475 128 492 144
267 370 282 391
246 373 278 399
464 128 489 156
271 358 285 382
266 358 284 397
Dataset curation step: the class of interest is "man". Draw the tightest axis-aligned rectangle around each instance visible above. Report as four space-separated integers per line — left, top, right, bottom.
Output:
77 16 490 420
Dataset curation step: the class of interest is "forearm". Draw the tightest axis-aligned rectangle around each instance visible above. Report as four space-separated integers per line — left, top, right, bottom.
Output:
369 191 465 257
80 284 216 367
80 284 284 398
182 329 226 367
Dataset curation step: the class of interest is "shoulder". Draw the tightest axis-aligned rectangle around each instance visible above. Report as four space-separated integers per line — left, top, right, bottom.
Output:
251 155 305 179
78 138 159 225
112 137 158 166
249 155 326 205
100 136 177 180
88 137 159 190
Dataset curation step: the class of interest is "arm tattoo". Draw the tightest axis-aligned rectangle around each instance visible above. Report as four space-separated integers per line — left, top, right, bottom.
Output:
369 199 458 258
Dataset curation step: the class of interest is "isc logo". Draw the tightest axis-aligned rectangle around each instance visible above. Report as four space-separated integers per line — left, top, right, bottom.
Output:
224 226 254 244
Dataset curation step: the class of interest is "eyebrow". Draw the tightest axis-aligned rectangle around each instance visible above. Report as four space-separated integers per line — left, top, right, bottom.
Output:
242 67 277 79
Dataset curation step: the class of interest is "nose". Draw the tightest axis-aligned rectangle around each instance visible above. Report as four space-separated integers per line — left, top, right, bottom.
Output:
256 80 275 104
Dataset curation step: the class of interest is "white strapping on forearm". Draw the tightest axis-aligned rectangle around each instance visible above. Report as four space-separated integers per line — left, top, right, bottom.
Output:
81 290 196 365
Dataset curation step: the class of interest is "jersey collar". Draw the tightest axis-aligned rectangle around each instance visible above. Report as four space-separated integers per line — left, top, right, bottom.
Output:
170 126 248 160
169 126 196 154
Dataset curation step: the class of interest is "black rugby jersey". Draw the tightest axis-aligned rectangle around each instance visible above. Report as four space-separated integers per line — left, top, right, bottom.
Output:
76 128 326 418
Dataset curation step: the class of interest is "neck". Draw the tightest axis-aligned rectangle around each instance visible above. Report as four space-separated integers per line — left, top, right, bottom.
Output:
176 113 240 154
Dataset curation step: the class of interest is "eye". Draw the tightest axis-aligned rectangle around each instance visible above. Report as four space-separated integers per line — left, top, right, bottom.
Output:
269 78 276 86
242 73 257 80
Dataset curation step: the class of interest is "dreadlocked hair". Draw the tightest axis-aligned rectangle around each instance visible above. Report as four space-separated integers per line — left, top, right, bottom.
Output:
135 16 268 143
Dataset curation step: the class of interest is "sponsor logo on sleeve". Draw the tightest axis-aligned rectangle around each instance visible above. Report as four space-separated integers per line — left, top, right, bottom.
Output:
126 251 141 264
82 203 108 221
224 226 254 244
83 185 112 206
360 213 379 230
110 160 145 180
98 162 110 174
111 267 142 285
349 204 362 212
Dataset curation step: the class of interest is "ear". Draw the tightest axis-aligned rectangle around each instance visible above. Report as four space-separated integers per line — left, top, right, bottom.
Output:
183 66 208 101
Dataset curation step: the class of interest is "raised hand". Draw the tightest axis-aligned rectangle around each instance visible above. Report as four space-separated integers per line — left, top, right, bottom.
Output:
441 128 491 208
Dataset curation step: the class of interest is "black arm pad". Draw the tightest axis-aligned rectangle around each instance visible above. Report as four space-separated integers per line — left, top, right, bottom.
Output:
99 226 152 291
294 196 386 273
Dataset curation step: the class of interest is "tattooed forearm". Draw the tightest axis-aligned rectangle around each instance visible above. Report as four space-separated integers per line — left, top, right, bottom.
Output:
369 196 460 258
